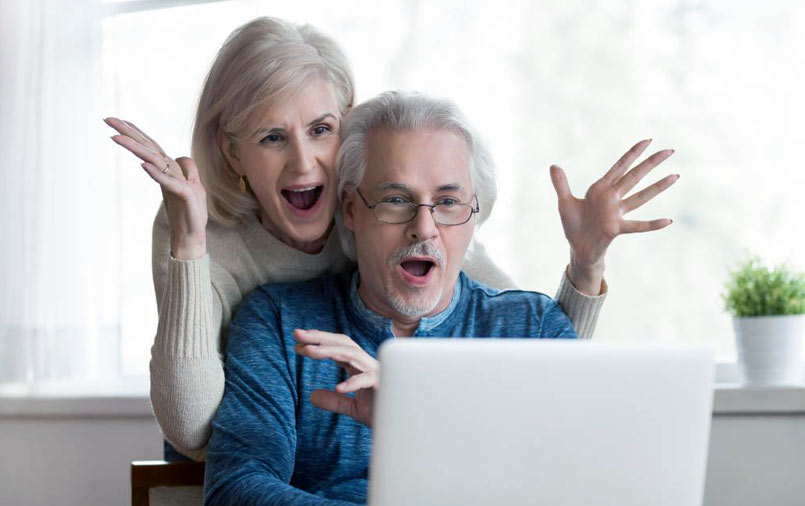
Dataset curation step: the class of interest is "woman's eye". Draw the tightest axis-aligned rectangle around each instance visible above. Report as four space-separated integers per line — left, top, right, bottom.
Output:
260 133 283 144
437 197 459 206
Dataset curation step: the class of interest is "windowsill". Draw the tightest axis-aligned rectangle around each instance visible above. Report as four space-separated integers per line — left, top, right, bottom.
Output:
1 366 804 418
1 386 803 419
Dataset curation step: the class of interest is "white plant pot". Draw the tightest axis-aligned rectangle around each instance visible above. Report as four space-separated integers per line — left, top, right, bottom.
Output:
733 314 805 386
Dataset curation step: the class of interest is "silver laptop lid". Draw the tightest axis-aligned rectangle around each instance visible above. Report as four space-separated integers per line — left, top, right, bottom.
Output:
369 339 714 506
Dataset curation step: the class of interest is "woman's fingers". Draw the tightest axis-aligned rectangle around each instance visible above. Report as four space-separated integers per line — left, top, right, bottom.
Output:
176 156 200 181
615 149 674 195
123 120 167 155
603 139 652 183
111 134 172 170
104 117 167 156
620 218 673 234
140 161 185 192
621 174 679 213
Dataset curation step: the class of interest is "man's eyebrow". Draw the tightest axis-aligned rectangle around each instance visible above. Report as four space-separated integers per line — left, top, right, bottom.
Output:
437 183 464 192
376 182 410 191
375 182 466 192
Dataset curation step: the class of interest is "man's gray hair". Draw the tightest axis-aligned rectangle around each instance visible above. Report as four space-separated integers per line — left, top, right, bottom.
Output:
335 91 497 260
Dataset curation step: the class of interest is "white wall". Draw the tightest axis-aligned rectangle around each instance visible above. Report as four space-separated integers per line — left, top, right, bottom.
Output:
0 399 163 506
1 396 804 506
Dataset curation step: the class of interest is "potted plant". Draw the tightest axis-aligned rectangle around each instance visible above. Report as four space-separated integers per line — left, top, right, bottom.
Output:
723 257 805 386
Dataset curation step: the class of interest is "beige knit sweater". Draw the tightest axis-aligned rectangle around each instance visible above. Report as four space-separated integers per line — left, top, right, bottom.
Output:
150 204 606 460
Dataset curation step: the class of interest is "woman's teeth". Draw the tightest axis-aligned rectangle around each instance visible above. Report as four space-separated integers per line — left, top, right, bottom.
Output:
281 186 323 210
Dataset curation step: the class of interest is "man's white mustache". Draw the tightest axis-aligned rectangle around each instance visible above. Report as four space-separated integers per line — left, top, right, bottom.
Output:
389 242 446 269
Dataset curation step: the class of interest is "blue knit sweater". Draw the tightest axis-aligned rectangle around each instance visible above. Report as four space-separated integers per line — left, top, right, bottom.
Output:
203 270 577 505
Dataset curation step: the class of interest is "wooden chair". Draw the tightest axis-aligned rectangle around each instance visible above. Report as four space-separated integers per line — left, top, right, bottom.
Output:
131 460 206 506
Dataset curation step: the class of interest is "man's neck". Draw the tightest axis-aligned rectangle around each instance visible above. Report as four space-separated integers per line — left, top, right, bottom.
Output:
355 275 458 338
391 318 420 338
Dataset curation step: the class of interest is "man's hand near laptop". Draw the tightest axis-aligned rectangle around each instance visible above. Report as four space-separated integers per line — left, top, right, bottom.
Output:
294 329 378 427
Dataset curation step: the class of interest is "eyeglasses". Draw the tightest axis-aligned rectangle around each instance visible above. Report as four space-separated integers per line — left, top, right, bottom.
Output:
355 188 480 226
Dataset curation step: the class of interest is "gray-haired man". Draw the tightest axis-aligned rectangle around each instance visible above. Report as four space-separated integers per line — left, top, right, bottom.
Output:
203 91 662 505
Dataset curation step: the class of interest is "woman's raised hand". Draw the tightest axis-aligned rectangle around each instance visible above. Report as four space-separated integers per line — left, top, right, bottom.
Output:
550 139 679 295
105 117 208 260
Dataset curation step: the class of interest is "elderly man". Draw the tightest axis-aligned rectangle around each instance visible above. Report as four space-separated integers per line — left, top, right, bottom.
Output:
203 91 648 505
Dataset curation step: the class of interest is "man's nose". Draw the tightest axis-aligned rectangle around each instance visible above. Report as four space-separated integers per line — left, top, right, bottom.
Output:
405 205 438 243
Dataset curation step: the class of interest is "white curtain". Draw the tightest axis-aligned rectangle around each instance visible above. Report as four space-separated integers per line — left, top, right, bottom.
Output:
0 0 121 392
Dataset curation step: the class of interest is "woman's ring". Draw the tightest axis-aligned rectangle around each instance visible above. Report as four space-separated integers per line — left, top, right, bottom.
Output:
162 162 170 174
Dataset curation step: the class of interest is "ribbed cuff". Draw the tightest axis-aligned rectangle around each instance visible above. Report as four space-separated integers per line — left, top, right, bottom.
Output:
154 254 216 358
555 270 607 340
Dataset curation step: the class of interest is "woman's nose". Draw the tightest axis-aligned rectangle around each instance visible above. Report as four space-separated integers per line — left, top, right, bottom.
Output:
289 138 316 174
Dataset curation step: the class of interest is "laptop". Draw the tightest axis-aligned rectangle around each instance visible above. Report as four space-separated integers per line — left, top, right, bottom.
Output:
368 339 714 506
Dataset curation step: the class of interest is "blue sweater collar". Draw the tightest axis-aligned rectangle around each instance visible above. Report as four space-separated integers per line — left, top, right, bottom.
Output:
349 270 464 338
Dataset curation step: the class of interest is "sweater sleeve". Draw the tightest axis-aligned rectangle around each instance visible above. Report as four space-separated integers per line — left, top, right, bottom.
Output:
150 204 226 458
462 238 606 339
554 268 607 340
204 292 357 506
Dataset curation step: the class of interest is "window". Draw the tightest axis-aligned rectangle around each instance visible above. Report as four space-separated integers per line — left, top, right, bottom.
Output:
3 0 803 392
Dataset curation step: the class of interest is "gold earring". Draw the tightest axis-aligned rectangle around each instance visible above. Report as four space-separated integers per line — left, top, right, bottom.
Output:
238 175 247 193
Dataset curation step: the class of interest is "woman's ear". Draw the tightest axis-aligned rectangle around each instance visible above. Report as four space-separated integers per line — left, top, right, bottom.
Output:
341 188 356 232
217 130 243 175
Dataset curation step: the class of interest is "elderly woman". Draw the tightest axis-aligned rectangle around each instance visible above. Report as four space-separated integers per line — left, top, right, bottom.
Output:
106 17 674 461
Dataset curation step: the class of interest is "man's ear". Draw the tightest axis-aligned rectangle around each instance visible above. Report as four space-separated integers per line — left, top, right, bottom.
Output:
341 187 356 232
217 129 243 175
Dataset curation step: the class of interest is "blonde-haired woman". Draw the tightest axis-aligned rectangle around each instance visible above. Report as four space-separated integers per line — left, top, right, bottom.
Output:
107 17 670 461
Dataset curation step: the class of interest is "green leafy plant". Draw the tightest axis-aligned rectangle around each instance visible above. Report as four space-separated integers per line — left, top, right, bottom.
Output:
723 257 805 317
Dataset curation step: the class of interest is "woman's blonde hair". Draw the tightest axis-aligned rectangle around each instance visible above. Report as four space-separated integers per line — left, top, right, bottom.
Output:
191 17 355 226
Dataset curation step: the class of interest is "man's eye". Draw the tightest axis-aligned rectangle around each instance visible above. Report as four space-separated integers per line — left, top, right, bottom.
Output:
382 197 410 205
437 198 460 206
260 133 283 144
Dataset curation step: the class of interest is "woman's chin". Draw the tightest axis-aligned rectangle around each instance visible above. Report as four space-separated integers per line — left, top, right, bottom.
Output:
265 206 335 253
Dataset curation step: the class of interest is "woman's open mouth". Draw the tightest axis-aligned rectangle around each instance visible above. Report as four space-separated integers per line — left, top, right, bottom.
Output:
281 185 324 217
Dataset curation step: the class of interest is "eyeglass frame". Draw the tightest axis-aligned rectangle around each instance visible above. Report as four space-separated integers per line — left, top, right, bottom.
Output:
354 187 480 226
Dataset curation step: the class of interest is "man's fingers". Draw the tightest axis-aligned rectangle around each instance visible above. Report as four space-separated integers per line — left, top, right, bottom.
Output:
615 149 674 195
294 344 376 372
294 329 355 347
621 174 679 213
549 165 572 201
603 139 652 182
336 371 378 394
620 218 673 234
310 390 357 418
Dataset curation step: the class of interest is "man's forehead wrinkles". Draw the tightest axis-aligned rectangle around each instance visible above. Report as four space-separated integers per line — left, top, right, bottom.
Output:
371 181 467 194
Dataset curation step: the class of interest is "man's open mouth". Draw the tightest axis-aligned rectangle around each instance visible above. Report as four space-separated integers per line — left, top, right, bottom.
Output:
400 259 435 278
281 185 323 211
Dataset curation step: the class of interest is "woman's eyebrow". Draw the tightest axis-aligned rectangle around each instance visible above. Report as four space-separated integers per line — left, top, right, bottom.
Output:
306 113 337 126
